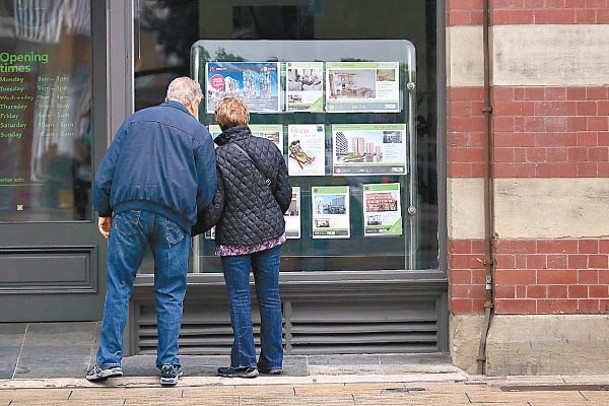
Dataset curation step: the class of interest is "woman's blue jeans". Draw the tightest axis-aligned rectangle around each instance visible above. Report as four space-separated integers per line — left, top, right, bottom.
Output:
96 210 190 369
220 245 283 371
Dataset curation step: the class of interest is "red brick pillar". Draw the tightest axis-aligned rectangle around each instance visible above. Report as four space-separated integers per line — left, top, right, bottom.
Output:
447 0 609 374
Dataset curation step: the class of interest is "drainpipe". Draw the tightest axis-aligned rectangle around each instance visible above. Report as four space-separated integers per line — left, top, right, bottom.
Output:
476 0 495 375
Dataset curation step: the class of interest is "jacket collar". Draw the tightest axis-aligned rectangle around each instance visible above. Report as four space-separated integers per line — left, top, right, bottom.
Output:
214 125 251 146
160 100 192 116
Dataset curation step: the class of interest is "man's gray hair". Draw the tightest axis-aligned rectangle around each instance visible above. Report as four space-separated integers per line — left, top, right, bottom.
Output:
166 77 203 106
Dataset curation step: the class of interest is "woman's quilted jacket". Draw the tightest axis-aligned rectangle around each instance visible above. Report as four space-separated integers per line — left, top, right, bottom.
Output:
196 125 292 245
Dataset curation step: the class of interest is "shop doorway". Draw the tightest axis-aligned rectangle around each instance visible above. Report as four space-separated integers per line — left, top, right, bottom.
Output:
0 1 108 321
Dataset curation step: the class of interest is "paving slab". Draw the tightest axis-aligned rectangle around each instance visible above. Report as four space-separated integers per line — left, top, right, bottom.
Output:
184 385 296 396
0 388 72 401
579 391 609 403
13 355 89 379
309 363 460 375
307 354 380 366
294 382 395 395
0 324 27 336
378 352 452 365
0 323 26 380
0 356 18 381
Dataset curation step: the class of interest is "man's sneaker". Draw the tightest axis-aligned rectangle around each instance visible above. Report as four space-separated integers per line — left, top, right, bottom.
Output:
85 364 123 382
259 367 282 375
217 366 259 378
160 364 183 386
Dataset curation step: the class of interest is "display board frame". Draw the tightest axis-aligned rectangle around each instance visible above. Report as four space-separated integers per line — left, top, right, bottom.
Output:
192 40 417 273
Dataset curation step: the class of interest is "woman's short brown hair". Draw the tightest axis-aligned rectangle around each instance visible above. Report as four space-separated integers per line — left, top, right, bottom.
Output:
214 97 250 130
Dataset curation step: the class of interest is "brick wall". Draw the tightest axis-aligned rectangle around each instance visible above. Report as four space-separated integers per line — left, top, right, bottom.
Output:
447 2 609 316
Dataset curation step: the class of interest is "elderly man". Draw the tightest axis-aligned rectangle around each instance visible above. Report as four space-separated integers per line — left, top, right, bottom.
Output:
87 77 216 386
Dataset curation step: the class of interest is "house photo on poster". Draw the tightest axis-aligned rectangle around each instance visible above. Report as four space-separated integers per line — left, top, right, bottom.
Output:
285 186 301 239
209 124 284 153
326 62 400 113
332 123 407 176
286 62 324 112
287 124 326 176
363 183 402 237
311 186 350 239
205 62 280 113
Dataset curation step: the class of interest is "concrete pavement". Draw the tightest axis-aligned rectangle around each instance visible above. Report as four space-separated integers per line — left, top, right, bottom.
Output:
0 358 607 405
0 373 607 405
0 322 607 405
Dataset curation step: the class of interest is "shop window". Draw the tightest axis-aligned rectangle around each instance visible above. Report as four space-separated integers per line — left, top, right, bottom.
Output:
133 0 438 272
232 6 313 39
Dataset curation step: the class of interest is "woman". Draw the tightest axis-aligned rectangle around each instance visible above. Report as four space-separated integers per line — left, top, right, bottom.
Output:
203 97 291 378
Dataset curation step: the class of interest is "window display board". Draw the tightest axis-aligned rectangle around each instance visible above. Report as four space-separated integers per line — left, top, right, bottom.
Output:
192 40 416 272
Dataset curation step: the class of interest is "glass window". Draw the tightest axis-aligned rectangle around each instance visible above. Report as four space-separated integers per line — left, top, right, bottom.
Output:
0 1 93 222
133 0 438 272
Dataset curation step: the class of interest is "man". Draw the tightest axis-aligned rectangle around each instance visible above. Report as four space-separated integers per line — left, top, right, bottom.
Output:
86 77 216 386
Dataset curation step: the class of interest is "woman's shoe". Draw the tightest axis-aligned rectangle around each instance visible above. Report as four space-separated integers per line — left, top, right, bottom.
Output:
217 366 259 378
259 367 282 375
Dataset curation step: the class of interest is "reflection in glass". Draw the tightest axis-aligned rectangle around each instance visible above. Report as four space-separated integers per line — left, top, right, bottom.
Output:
0 0 92 221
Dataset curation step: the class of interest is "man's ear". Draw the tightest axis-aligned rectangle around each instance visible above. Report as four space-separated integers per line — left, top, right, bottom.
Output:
187 101 200 118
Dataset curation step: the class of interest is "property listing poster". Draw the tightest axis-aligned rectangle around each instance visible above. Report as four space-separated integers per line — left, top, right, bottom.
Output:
311 186 350 239
208 125 222 138
286 62 324 112
363 183 402 237
285 186 301 239
208 124 284 153
205 62 280 113
332 123 407 175
325 62 400 113
287 124 326 176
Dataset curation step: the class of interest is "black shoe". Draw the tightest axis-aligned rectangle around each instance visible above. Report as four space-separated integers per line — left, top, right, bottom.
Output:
160 364 183 386
258 367 282 375
217 366 259 378
85 364 123 382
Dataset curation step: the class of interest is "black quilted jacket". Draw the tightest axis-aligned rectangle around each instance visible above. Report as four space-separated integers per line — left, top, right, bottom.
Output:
195 125 291 245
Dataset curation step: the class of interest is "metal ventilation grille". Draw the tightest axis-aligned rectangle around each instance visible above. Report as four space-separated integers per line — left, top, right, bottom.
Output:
286 299 439 354
135 297 439 354
136 302 276 355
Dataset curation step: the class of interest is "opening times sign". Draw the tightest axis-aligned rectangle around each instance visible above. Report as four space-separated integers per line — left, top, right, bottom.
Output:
1 52 49 140
0 36 93 222
1 54 77 149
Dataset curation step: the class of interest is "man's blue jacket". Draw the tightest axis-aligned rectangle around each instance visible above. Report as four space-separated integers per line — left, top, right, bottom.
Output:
93 101 217 232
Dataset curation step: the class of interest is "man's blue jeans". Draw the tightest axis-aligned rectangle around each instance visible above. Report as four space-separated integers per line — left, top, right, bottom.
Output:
96 209 190 368
220 245 283 371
